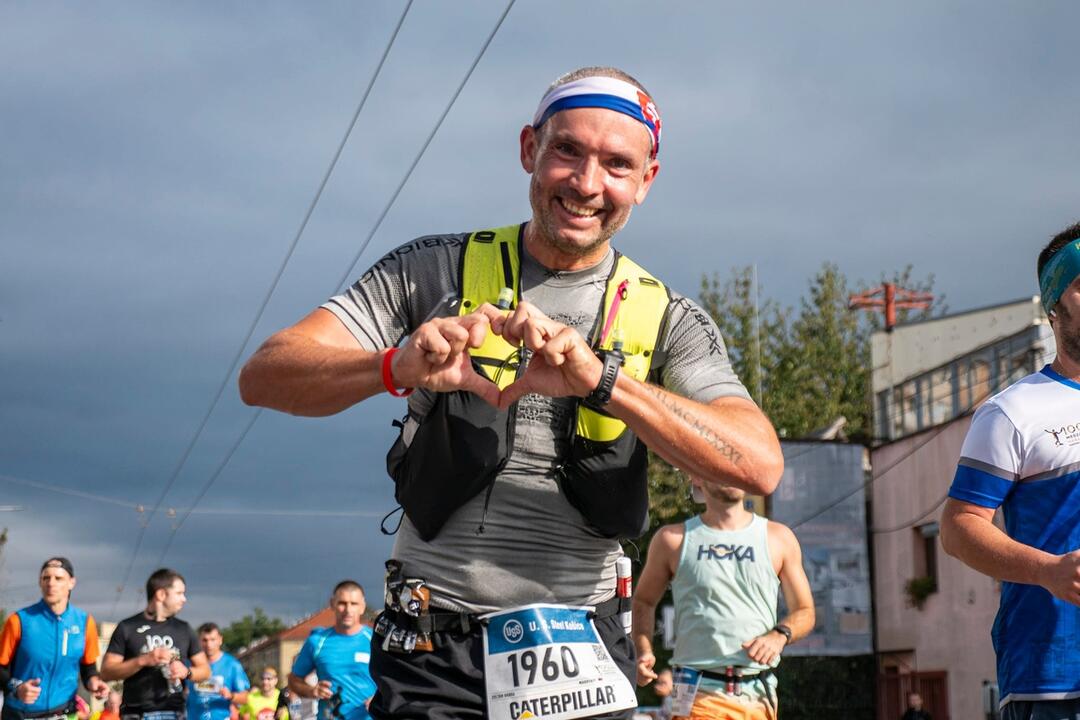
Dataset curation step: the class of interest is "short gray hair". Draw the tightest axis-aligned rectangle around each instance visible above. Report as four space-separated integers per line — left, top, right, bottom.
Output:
543 66 652 100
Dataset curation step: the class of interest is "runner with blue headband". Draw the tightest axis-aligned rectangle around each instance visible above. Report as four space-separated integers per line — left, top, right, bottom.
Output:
1039 237 1080 316
944 222 1080 720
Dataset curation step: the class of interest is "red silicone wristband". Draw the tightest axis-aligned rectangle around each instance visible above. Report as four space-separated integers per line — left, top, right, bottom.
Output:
381 348 413 397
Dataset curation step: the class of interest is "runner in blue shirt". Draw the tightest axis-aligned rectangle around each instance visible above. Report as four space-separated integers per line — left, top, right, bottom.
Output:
0 558 110 720
287 582 374 720
186 623 249 720
943 221 1080 719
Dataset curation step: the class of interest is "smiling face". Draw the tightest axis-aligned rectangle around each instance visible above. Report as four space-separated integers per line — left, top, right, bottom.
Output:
520 106 659 270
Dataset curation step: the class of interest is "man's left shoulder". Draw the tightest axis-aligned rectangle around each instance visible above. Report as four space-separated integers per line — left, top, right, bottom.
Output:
765 519 799 547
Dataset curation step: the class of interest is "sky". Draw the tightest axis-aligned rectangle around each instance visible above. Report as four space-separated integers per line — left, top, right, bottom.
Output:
2 1 1079 630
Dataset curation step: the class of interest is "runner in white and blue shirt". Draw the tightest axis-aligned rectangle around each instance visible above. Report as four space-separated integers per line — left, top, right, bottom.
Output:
943 222 1080 719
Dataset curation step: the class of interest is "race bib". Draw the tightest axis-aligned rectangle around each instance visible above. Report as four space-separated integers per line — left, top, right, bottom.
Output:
481 604 637 720
669 667 702 718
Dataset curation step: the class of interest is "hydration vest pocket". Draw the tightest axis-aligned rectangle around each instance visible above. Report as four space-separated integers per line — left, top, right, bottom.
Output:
385 370 511 541
557 413 651 540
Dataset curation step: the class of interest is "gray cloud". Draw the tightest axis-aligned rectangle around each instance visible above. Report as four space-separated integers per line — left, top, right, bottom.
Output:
2 0 1079 626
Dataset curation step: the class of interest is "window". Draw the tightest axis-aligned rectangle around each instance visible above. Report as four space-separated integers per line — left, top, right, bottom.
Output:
913 522 939 588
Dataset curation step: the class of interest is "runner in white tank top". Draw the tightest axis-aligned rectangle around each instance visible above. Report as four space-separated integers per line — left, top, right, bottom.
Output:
632 478 815 720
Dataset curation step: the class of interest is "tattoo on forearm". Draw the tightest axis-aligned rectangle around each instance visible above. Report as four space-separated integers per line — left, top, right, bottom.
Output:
646 386 743 465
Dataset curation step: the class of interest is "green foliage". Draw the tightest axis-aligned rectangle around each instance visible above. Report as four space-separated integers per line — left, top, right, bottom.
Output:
904 576 938 610
698 268 782 407
776 655 875 718
220 608 286 652
699 263 940 442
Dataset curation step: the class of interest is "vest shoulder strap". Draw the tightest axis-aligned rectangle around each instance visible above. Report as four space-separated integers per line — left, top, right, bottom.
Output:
459 225 522 314
596 253 670 382
458 226 671 392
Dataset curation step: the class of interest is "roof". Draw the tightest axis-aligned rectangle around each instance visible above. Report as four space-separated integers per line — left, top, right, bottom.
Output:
278 607 335 641
237 607 334 658
883 295 1039 331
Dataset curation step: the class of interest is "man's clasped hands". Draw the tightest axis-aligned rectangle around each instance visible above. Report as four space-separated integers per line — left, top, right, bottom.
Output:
389 300 607 409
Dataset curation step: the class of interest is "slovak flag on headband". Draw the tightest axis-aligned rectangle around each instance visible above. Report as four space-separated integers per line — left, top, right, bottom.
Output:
532 76 663 158
637 90 662 153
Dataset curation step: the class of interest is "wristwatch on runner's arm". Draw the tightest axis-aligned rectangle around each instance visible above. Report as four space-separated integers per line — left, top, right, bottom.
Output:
584 349 623 410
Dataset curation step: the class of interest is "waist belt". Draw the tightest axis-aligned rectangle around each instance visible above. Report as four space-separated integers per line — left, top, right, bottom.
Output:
9 701 77 720
696 667 775 683
385 595 630 635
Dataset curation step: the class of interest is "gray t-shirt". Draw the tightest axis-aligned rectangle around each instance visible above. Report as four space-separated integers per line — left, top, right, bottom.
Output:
324 227 750 613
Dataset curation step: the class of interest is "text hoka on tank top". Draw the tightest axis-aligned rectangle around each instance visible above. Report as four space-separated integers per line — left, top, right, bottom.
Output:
671 514 779 672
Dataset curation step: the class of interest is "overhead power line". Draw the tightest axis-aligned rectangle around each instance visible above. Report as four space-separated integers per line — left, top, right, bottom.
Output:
871 491 948 534
155 408 260 563
788 344 1055 531
0 472 379 518
151 0 517 566
333 0 516 291
108 1 416 620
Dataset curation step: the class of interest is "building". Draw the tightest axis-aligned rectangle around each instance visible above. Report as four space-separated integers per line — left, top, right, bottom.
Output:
869 297 1054 720
770 441 873 657
872 296 1052 443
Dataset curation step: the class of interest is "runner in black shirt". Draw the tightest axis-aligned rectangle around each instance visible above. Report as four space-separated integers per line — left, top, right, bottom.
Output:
101 569 209 719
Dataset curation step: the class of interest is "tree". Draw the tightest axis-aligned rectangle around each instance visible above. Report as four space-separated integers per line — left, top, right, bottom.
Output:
699 267 786 408
770 263 871 439
700 263 875 440
220 608 286 652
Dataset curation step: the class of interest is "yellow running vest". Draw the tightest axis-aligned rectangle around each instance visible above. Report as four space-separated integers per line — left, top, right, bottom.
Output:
385 223 670 540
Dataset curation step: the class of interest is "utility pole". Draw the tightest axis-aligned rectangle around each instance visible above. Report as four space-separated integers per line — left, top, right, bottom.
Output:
850 282 934 440
849 282 933 331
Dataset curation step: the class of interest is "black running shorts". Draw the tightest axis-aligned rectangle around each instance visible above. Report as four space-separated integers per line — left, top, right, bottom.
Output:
368 612 635 720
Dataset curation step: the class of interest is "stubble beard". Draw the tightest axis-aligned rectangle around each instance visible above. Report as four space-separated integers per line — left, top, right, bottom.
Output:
705 485 746 505
528 173 627 260
1055 304 1080 365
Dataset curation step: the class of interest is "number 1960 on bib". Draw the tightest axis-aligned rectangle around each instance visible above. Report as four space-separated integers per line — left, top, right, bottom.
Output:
481 604 636 720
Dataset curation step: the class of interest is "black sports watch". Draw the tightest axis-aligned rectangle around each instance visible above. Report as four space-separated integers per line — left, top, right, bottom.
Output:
583 349 623 410
772 624 792 645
